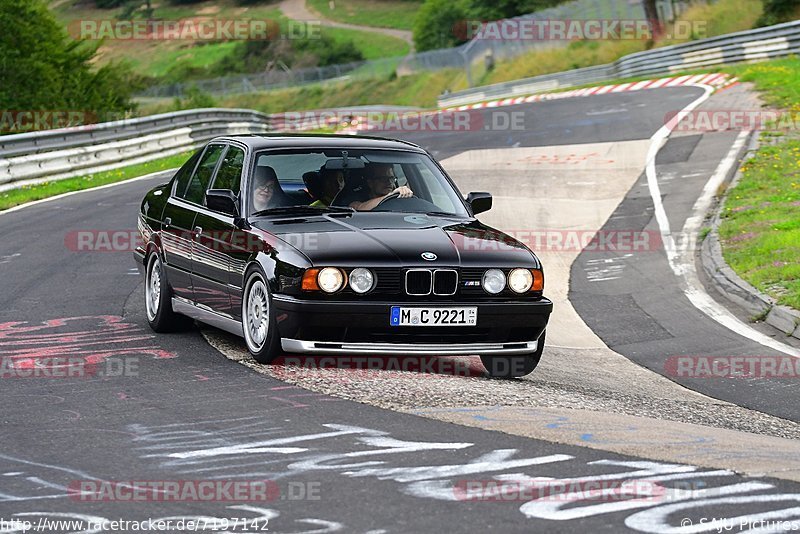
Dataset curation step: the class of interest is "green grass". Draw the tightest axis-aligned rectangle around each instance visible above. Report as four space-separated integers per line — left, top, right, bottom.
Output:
306 0 421 31
718 140 800 310
483 0 762 86
49 0 406 79
0 152 192 211
138 41 242 79
138 67 468 115
715 57 800 312
322 26 409 59
727 58 800 112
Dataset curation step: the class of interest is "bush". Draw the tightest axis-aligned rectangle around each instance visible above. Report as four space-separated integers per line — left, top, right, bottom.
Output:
294 34 364 66
94 0 127 7
413 0 469 52
173 85 217 110
756 0 799 26
464 0 563 21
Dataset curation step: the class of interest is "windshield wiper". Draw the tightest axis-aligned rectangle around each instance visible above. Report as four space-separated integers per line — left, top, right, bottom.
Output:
425 211 463 217
251 205 355 217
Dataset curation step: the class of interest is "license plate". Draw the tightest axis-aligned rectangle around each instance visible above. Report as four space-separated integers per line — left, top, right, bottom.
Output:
389 306 477 327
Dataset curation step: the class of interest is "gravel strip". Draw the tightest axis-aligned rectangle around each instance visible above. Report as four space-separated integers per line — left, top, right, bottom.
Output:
205 330 800 441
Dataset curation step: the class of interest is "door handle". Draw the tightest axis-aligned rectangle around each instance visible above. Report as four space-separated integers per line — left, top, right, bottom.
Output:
193 226 203 238
163 217 172 229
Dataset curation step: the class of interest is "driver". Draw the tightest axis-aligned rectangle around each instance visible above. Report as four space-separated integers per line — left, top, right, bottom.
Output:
349 163 413 211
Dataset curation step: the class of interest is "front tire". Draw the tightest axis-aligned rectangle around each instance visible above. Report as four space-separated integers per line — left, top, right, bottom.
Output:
145 252 186 332
480 331 546 378
242 269 280 364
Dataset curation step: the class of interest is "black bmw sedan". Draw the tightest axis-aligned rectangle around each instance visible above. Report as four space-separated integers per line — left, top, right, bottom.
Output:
134 134 552 377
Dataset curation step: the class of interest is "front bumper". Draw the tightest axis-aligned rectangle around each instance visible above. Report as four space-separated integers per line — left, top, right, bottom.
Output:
282 338 540 355
133 247 146 275
272 295 552 353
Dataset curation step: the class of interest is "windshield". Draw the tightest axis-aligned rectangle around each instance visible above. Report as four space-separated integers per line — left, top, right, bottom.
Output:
249 148 469 216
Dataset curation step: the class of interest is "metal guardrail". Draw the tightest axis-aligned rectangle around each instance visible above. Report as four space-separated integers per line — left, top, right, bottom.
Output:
0 106 420 192
3 21 799 192
140 0 677 98
439 20 800 107
0 109 272 192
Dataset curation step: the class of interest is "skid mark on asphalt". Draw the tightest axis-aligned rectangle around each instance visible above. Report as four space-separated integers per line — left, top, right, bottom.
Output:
0 315 175 369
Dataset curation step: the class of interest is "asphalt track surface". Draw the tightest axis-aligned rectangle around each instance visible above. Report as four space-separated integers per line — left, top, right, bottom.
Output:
570 130 800 422
2 86 800 532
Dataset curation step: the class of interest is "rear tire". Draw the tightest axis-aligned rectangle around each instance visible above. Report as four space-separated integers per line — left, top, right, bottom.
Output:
145 252 187 332
242 269 281 364
480 331 546 378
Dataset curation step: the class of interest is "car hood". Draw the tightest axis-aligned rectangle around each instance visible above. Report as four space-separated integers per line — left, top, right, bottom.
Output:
251 212 538 267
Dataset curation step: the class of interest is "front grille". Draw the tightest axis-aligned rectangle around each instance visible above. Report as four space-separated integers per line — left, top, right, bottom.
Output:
373 268 401 294
405 269 432 295
461 268 486 295
433 269 458 295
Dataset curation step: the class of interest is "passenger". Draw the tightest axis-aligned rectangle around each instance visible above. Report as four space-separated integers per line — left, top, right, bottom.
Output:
307 167 344 208
349 163 413 211
252 166 290 211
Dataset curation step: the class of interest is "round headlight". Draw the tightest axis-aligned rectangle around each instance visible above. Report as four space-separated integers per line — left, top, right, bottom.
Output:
482 269 506 294
349 268 375 294
318 267 345 293
508 268 533 293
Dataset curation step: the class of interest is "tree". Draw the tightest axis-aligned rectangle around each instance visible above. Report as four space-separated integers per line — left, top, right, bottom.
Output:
413 0 470 52
0 0 135 123
642 0 663 43
757 0 799 26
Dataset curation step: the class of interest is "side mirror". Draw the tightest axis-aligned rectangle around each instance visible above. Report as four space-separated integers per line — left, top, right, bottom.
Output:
206 189 239 217
466 191 492 215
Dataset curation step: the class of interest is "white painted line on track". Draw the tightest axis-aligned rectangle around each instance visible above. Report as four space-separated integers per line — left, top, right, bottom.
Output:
645 85 800 358
0 168 178 218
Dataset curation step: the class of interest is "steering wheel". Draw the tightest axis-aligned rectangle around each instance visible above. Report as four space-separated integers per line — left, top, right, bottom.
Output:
375 191 403 207
374 192 441 212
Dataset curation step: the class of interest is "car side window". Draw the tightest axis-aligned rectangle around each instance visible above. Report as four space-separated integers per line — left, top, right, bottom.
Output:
172 151 202 198
211 145 245 193
184 144 225 205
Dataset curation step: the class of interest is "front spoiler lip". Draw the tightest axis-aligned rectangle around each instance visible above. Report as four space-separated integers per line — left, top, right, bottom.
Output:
281 338 539 355
272 294 553 310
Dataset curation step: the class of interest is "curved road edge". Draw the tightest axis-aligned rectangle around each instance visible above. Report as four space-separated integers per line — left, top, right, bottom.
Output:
699 132 800 340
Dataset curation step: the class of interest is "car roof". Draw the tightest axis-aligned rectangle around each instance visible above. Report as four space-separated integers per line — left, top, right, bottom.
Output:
209 133 427 153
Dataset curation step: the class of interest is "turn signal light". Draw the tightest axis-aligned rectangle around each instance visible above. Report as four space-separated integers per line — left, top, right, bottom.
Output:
302 268 321 291
531 269 544 291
